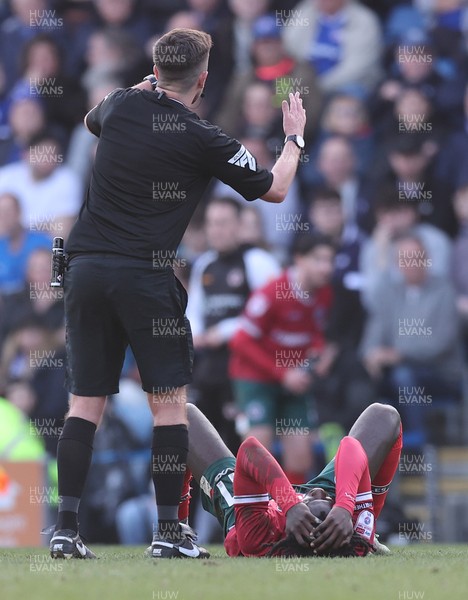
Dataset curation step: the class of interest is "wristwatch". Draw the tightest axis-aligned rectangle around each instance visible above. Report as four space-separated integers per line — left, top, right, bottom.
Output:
143 74 158 90
284 134 305 149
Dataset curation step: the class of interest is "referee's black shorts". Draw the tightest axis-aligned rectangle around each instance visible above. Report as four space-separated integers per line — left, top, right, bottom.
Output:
64 254 193 396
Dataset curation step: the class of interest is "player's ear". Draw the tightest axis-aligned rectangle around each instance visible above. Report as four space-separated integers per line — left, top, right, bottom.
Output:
199 70 208 89
153 66 159 79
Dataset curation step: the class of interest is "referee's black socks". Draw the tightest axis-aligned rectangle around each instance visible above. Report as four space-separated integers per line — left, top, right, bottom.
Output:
152 424 189 542
56 417 97 532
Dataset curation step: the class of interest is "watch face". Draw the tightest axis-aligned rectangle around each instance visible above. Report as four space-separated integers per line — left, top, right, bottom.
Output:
296 135 305 148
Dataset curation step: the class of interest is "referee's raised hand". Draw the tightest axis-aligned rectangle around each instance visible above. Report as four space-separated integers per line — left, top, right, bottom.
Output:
261 91 307 204
282 92 306 138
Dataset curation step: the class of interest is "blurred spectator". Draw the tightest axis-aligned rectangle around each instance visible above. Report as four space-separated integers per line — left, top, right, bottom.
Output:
230 234 337 483
0 317 65 421
167 1 233 120
141 0 186 32
186 0 228 31
360 189 452 311
224 0 270 74
0 130 82 239
378 86 438 142
178 203 207 269
322 92 372 153
372 30 465 131
238 204 269 249
0 247 67 452
164 10 202 31
452 184 468 355
395 87 436 135
216 13 322 140
282 0 383 95
308 187 365 306
67 77 122 182
365 0 409 24
306 187 371 425
0 93 46 166
301 135 373 232
463 81 468 133
5 379 37 415
375 133 458 236
187 196 280 450
0 0 63 89
386 1 468 75
361 233 463 446
94 0 153 48
55 0 97 78
0 192 50 294
82 27 145 90
307 92 374 179
0 62 11 134
236 80 283 143
12 33 87 134
0 247 64 349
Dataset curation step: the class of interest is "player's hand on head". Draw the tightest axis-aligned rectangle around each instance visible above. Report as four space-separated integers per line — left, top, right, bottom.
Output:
282 92 306 138
310 506 353 554
285 502 320 547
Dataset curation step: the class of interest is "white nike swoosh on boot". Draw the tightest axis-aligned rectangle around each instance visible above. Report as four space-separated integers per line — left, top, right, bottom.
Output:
178 544 200 558
75 541 87 557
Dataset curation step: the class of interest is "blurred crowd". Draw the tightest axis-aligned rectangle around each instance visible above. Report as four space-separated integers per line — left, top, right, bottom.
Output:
1 0 468 542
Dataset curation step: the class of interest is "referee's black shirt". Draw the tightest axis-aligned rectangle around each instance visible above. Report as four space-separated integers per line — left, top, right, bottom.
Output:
66 88 273 259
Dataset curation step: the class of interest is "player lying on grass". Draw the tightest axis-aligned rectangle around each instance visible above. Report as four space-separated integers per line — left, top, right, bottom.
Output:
174 402 402 557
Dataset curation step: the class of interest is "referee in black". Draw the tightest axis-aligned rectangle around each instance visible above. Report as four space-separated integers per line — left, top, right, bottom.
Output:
50 28 307 559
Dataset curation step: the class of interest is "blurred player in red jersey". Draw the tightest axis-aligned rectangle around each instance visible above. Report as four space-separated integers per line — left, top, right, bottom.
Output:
229 233 339 484
177 402 402 557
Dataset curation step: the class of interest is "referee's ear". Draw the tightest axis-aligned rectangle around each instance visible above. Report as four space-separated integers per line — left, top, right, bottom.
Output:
200 70 208 87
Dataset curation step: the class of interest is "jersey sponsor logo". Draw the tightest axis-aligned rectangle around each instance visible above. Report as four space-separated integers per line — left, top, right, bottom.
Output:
200 475 212 498
355 501 373 511
227 145 257 171
354 510 374 541
271 330 311 346
213 467 235 485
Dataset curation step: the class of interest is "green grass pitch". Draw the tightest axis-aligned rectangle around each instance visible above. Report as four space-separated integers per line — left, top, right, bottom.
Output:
1 545 468 600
